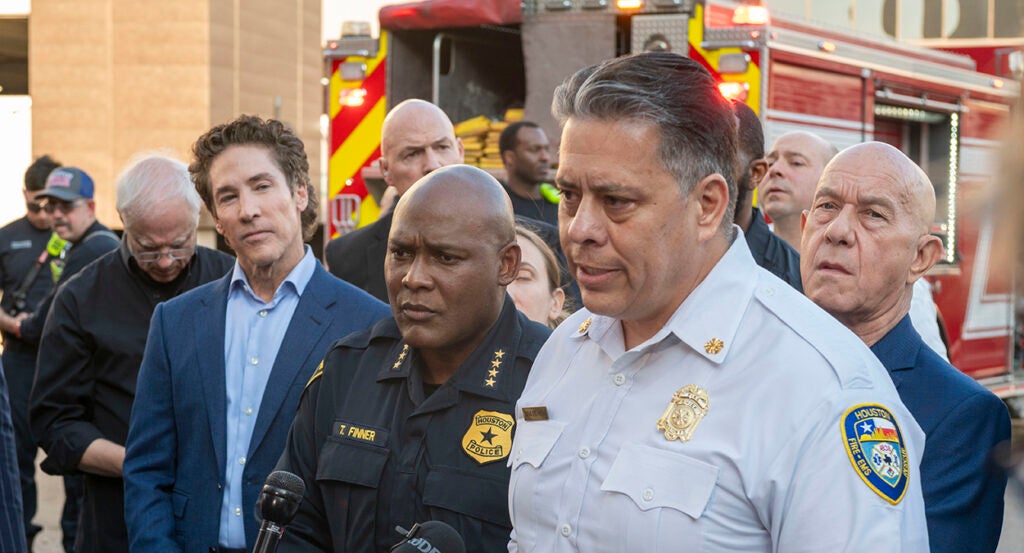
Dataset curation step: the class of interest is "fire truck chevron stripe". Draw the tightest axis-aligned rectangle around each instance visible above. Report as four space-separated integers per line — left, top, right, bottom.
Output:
329 97 387 198
330 60 387 152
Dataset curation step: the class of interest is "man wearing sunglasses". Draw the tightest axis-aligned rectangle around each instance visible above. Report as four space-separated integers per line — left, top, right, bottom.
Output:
0 154 59 549
30 154 235 553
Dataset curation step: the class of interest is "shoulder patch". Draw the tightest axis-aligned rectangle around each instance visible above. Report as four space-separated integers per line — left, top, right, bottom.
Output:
305 359 324 390
841 403 909 504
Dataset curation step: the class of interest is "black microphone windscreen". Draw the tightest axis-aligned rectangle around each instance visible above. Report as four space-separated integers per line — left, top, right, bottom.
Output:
265 470 306 497
259 470 306 524
392 521 466 553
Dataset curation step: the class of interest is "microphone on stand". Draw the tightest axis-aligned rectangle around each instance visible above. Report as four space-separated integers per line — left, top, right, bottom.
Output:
252 470 306 553
390 520 466 553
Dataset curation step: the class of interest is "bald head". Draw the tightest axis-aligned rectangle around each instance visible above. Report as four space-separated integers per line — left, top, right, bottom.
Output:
386 165 521 368
380 100 464 195
800 141 944 345
827 142 936 232
759 131 838 249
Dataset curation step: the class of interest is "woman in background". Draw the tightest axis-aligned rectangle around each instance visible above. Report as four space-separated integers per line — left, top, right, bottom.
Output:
508 225 568 328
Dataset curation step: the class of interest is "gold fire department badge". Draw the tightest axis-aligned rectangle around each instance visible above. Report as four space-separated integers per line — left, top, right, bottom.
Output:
657 384 710 443
461 410 515 465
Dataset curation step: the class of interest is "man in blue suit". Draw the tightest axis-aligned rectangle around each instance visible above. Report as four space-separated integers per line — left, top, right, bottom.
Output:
123 115 390 553
801 141 1011 553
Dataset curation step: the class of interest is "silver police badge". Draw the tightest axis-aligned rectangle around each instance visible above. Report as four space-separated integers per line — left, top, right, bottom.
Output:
657 384 710 443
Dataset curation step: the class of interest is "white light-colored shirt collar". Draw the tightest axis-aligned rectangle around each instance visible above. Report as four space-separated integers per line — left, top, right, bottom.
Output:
229 245 316 302
574 227 756 364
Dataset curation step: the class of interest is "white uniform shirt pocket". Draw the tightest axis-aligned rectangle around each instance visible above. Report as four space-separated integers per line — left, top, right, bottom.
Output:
510 420 566 470
601 442 719 518
594 443 720 552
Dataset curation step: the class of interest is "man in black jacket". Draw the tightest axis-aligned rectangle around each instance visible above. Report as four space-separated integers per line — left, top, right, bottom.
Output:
324 100 463 302
30 154 235 553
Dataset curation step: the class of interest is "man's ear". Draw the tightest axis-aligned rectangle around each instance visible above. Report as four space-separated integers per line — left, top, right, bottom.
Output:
379 158 393 187
748 159 768 192
908 234 943 284
692 173 730 242
497 242 522 286
800 209 808 232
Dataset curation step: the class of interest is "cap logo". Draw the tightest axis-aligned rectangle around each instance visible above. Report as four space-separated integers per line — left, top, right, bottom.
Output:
48 171 73 187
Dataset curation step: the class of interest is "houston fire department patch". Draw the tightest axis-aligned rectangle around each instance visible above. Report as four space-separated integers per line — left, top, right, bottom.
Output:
842 403 909 505
461 410 514 465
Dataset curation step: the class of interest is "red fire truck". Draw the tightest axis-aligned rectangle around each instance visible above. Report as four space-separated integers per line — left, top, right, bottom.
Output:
323 0 1021 395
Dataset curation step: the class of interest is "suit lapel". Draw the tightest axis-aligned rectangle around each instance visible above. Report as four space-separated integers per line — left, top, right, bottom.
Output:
247 267 333 457
196 274 231 478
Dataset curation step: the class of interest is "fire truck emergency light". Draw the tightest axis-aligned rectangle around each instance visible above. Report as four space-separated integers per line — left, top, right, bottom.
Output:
616 0 644 10
717 81 749 102
339 88 367 108
733 4 769 25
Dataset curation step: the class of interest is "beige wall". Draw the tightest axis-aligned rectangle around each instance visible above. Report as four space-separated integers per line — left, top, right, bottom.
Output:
30 0 321 234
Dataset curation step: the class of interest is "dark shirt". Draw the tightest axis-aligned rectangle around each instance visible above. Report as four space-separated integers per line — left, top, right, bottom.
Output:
871 315 1010 553
277 296 551 553
0 217 54 352
30 243 234 553
502 182 559 227
19 221 120 345
324 212 392 303
744 208 802 292
0 363 27 553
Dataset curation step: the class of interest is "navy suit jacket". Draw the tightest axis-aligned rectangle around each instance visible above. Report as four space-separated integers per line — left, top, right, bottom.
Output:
123 263 389 553
871 315 1010 553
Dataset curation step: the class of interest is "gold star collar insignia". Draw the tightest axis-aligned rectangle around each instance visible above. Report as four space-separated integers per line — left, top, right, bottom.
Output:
704 338 724 355
392 344 409 370
484 349 504 387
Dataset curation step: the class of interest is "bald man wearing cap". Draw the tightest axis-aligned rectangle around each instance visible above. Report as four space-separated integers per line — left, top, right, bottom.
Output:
325 99 464 302
801 142 1011 553
277 165 550 553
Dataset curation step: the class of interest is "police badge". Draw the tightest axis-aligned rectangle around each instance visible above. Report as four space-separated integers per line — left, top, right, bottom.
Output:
657 384 709 443
461 410 515 464
841 403 909 504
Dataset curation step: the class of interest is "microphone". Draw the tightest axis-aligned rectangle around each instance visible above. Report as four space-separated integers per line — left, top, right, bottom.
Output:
252 470 306 553
390 521 466 553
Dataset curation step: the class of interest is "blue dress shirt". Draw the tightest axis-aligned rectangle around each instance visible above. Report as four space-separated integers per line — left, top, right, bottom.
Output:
218 247 316 548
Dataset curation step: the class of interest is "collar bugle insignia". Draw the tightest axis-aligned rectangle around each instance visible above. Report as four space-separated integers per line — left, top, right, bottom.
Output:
577 317 592 334
461 410 515 465
657 384 709 443
841 403 909 505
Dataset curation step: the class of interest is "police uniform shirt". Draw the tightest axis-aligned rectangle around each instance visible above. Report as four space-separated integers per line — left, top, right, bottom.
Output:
508 234 929 552
0 216 53 349
277 296 551 553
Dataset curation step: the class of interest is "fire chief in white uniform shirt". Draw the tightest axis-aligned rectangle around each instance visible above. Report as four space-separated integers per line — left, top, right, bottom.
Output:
506 52 929 552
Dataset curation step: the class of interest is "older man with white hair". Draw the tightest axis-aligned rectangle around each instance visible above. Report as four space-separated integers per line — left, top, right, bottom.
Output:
30 153 235 553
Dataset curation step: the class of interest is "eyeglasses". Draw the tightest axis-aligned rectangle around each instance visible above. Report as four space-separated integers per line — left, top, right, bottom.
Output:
42 200 85 214
25 201 43 214
133 248 194 264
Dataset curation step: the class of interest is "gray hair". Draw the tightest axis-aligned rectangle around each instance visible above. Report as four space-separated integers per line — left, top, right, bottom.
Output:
552 52 738 231
117 152 202 228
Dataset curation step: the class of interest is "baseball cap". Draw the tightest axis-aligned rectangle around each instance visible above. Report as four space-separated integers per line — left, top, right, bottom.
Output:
38 167 95 201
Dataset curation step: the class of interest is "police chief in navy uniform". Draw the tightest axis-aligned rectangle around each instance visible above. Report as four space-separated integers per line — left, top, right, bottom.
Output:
276 165 551 552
